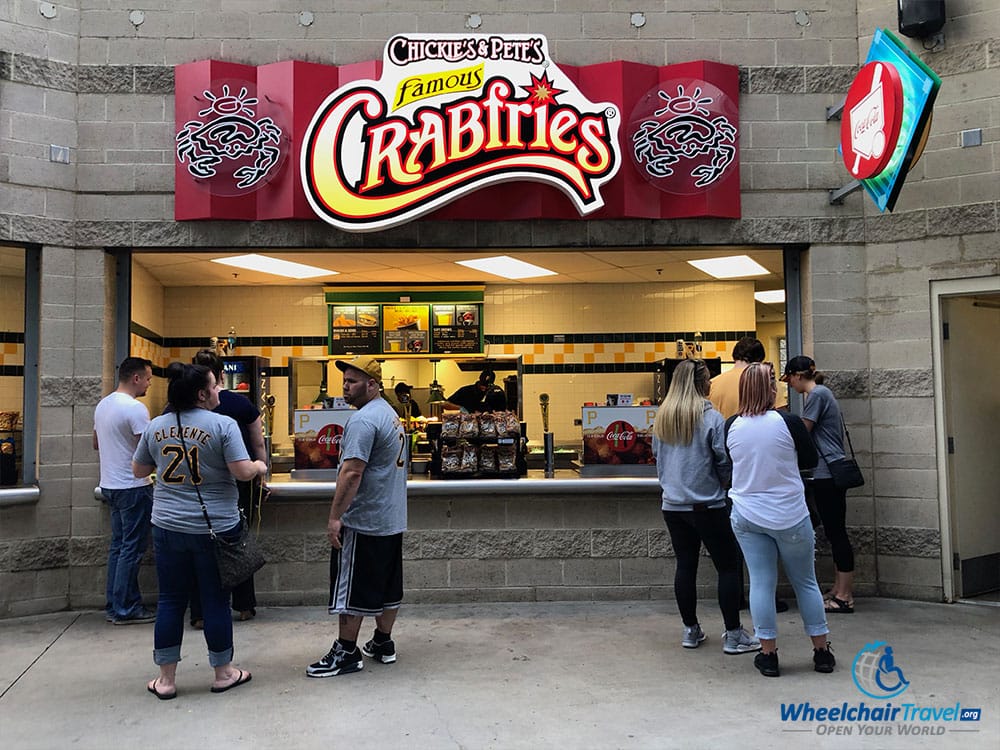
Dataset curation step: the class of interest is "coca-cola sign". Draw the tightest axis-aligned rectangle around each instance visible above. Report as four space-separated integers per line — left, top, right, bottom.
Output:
840 60 903 180
604 420 637 452
316 423 344 456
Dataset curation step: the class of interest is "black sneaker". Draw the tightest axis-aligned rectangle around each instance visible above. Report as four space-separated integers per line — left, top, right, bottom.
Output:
813 642 836 673
112 607 155 625
775 598 790 613
362 637 397 664
306 641 364 678
754 650 780 677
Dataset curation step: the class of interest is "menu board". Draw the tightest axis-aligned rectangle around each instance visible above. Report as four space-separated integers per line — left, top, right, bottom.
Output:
325 294 484 355
431 304 482 353
329 305 380 355
382 304 430 354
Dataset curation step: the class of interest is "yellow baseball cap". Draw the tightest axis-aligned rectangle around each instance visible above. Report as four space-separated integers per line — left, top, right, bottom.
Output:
335 355 382 382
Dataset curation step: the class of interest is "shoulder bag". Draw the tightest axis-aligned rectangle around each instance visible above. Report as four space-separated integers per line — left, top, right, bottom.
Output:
175 412 266 589
814 413 865 490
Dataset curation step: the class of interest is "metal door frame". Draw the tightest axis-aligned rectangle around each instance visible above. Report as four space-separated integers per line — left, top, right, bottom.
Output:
930 275 1000 602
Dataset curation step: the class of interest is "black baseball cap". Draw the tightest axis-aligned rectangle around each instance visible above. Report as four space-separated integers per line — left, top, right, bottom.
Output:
780 355 816 382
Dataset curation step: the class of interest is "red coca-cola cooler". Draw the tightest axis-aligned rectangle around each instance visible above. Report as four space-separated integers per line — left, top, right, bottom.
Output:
579 405 658 477
291 408 353 478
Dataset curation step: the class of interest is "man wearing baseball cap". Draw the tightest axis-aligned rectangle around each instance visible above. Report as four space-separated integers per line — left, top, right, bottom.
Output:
443 368 507 413
307 355 408 678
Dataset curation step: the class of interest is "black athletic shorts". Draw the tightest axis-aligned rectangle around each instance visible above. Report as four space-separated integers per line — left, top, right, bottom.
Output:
327 528 404 616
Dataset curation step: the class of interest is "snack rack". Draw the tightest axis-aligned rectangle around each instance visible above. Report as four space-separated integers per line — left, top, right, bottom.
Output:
426 411 527 479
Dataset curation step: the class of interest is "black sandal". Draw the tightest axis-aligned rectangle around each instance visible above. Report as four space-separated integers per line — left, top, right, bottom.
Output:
824 596 854 614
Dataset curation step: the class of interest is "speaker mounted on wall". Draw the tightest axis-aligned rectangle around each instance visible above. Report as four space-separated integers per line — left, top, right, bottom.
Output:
897 0 946 39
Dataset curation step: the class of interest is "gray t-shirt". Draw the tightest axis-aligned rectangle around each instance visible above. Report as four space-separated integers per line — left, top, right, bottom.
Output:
802 384 846 480
134 408 249 534
339 396 407 535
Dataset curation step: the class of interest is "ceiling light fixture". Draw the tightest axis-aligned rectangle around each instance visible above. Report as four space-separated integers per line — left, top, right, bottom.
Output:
211 254 337 279
687 255 769 279
455 255 557 280
754 290 786 304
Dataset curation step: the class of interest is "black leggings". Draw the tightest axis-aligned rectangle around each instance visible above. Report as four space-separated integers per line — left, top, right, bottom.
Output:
812 478 855 572
662 507 742 631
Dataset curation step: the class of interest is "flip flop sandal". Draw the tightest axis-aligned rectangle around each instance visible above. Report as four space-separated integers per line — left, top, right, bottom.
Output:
824 596 854 614
210 669 252 693
147 680 177 701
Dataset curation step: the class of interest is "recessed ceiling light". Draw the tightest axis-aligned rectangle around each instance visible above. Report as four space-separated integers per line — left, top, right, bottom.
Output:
211 254 337 279
687 255 769 279
455 255 557 280
754 290 786 304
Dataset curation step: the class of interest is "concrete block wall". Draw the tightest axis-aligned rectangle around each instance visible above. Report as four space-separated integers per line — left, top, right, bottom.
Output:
1 2 999 614
65 491 876 610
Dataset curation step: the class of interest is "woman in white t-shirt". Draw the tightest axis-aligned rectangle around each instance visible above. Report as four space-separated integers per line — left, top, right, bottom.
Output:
726 363 834 678
133 362 267 700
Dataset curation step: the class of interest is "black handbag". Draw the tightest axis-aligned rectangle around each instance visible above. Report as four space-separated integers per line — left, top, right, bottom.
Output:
176 413 266 589
815 413 865 490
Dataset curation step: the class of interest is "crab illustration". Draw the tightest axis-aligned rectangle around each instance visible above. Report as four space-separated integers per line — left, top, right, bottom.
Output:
176 85 283 190
632 85 737 188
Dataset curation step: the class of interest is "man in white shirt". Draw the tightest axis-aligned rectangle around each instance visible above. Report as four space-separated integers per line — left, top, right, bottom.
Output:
93 357 155 625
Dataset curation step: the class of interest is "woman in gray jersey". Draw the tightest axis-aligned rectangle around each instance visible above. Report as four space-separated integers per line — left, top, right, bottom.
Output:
133 362 267 700
782 355 856 614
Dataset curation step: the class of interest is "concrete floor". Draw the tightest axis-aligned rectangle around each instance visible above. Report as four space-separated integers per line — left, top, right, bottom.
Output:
0 598 997 749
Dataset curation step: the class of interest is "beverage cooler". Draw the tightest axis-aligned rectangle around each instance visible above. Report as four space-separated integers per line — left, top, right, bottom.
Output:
221 356 270 406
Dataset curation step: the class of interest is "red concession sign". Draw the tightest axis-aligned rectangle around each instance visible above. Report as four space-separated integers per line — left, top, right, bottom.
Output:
840 60 904 180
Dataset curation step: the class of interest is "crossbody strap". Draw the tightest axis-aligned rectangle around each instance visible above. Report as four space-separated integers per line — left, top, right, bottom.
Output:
175 410 217 539
810 409 856 462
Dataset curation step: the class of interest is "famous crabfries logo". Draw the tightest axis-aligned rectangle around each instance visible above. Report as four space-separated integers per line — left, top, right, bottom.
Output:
302 34 621 232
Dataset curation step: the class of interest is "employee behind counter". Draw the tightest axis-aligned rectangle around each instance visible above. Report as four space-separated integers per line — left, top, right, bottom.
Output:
442 369 507 413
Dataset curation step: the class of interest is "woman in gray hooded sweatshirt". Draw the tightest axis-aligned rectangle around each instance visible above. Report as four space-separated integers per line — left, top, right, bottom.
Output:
651 359 759 655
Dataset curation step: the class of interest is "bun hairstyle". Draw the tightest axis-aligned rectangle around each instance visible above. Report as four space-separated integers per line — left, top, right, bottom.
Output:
166 362 212 412
192 348 224 380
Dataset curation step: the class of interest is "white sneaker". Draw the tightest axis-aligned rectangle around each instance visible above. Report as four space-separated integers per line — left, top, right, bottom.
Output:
682 624 707 649
723 627 761 654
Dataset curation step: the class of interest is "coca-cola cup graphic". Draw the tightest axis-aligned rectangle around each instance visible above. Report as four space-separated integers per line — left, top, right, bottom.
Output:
316 423 343 459
605 420 637 452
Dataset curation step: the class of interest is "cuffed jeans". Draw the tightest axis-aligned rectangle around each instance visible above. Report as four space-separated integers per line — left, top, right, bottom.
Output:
152 524 240 667
101 486 153 620
730 508 829 641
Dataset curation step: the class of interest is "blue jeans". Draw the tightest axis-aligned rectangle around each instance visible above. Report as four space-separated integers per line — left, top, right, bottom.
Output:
730 509 829 641
101 486 153 620
151 524 240 667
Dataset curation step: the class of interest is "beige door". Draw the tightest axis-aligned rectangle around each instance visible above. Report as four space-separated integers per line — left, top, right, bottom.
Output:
942 293 1000 597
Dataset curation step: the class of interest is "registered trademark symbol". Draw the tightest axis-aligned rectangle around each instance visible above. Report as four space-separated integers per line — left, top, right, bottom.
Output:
605 107 618 118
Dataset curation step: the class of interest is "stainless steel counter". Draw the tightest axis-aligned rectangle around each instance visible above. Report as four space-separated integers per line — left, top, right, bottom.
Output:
93 470 660 503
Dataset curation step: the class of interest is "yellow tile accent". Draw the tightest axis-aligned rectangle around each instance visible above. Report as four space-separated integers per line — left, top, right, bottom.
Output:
624 342 635 353
262 346 272 357
523 354 535 364
503 344 514 354
554 353 564 364
533 343 545 354
655 342 666 352
584 353 595 364
4 343 16 354
614 352 625 363
645 351 657 362
594 343 605 353
292 346 303 356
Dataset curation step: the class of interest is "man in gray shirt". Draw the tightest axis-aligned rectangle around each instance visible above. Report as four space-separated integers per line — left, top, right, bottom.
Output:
307 356 407 678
